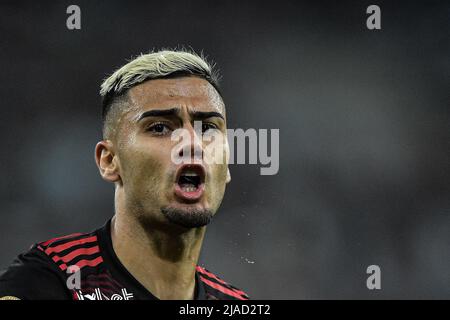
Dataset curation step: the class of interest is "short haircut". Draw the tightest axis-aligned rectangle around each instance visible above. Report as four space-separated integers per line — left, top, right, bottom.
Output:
99 49 222 138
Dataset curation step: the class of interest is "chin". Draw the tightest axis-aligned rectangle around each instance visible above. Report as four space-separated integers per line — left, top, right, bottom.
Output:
161 204 215 229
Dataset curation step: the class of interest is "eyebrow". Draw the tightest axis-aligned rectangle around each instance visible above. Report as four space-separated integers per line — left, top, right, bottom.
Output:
191 111 224 121
138 108 179 120
137 108 224 121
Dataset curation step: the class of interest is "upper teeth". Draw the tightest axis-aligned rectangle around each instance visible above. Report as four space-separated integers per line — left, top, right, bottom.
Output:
183 171 198 177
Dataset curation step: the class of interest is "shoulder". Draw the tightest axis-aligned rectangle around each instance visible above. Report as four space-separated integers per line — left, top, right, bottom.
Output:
196 265 250 300
36 231 102 272
0 244 69 300
0 231 100 300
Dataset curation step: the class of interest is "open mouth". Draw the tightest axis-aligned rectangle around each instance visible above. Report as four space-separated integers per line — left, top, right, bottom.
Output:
178 173 201 192
174 164 206 201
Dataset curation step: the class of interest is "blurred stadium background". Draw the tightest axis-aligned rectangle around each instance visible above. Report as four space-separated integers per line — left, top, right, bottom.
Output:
0 0 449 298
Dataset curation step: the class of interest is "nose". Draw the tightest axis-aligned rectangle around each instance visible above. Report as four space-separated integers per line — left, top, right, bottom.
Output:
177 123 203 163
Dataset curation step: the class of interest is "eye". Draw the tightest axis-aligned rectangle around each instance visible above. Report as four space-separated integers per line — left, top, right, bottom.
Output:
147 122 171 136
202 122 218 133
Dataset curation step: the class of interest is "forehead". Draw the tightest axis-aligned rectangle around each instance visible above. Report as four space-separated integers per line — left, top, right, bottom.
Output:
127 76 225 115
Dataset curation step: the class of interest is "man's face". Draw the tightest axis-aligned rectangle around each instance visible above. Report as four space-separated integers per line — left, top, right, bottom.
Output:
112 76 230 229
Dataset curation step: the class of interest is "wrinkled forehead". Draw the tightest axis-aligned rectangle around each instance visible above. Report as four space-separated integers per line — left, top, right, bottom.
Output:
127 76 225 116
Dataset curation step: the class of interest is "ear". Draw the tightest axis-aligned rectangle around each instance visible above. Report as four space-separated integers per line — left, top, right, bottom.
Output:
95 140 121 183
226 167 231 184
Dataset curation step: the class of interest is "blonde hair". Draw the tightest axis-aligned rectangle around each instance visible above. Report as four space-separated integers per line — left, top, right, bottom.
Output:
100 48 222 137
100 49 221 121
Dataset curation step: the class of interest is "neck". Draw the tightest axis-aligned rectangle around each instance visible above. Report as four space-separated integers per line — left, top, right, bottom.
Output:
111 193 206 300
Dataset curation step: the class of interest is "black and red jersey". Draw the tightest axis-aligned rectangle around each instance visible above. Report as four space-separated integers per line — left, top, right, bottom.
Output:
0 220 249 300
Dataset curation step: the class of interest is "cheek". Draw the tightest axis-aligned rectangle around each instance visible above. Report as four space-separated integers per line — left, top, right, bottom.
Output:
209 164 228 192
119 144 168 189
205 164 228 209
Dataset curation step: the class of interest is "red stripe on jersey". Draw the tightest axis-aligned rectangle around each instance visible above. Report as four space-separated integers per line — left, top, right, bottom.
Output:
199 275 248 300
196 266 248 297
84 273 124 288
75 257 103 269
57 260 68 271
44 236 98 254
52 246 100 264
58 256 103 271
40 233 84 247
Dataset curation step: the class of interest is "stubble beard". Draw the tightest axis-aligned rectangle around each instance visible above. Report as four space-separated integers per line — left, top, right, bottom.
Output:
160 206 214 229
